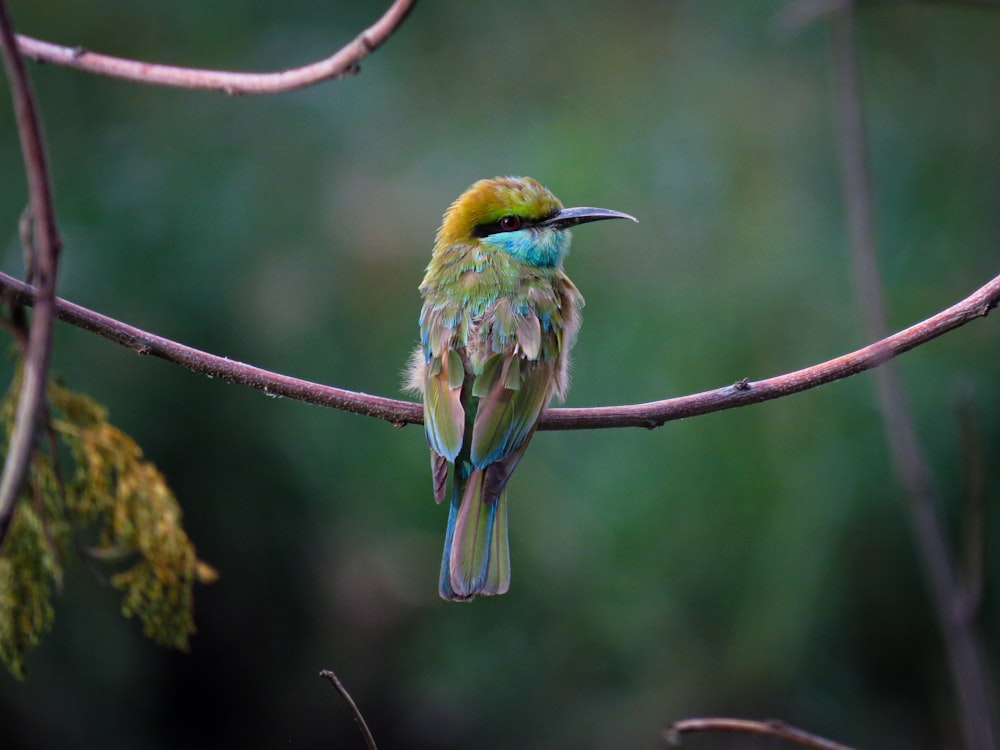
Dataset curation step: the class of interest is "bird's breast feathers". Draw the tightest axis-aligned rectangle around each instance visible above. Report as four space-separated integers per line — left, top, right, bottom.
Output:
406 275 583 402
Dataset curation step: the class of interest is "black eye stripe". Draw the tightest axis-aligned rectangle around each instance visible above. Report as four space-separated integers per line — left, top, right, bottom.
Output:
472 210 559 238
472 217 523 238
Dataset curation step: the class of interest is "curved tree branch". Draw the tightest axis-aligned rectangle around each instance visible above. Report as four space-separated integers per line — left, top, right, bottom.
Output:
0 269 996 431
540 270 998 429
0 1 63 544
0 272 421 426
665 716 858 750
13 0 416 94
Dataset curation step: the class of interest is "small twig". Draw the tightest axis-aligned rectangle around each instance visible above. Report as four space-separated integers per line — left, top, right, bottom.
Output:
0 269 997 431
829 6 998 748
0 0 63 547
13 0 416 94
319 669 378 750
665 716 858 750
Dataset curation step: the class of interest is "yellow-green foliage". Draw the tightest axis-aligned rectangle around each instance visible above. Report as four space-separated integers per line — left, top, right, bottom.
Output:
0 504 62 680
0 378 215 679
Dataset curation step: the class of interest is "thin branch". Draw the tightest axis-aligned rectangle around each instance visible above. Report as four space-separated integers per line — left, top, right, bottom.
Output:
665 716 858 750
319 669 379 750
0 271 421 426
0 269 997 431
540 269 998 429
0 1 63 545
13 0 416 95
829 6 998 749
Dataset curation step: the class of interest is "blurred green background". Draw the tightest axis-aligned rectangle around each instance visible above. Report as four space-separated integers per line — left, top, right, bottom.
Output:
1 1 998 748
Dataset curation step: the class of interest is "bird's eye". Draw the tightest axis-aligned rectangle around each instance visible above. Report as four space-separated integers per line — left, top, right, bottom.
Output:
499 215 522 231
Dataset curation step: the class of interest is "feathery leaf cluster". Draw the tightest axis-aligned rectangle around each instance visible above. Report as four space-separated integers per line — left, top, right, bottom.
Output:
0 374 215 678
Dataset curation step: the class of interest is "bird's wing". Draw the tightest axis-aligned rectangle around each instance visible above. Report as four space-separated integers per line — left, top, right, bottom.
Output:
469 350 555 469
430 452 449 505
423 347 466 462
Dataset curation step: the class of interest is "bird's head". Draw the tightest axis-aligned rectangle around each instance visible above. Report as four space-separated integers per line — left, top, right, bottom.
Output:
435 176 636 269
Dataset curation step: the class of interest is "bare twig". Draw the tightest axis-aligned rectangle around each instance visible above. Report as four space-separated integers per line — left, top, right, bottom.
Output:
829 6 998 749
665 716 858 750
0 269 997 431
13 0 416 94
0 0 63 546
319 669 379 750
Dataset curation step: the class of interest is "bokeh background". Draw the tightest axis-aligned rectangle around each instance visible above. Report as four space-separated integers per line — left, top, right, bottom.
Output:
1 1 998 748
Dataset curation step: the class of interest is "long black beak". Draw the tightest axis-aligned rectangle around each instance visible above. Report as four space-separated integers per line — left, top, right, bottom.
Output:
539 206 638 230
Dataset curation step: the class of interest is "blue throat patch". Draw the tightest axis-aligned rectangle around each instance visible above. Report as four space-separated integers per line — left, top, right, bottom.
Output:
482 227 571 268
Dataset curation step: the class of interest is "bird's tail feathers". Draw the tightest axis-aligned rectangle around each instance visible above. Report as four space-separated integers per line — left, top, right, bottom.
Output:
438 465 510 601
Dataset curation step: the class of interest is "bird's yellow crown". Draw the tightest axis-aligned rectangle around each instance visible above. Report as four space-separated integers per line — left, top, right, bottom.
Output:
435 176 563 248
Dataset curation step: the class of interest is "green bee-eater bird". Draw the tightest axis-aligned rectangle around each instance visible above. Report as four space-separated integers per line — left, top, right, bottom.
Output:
406 176 636 601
